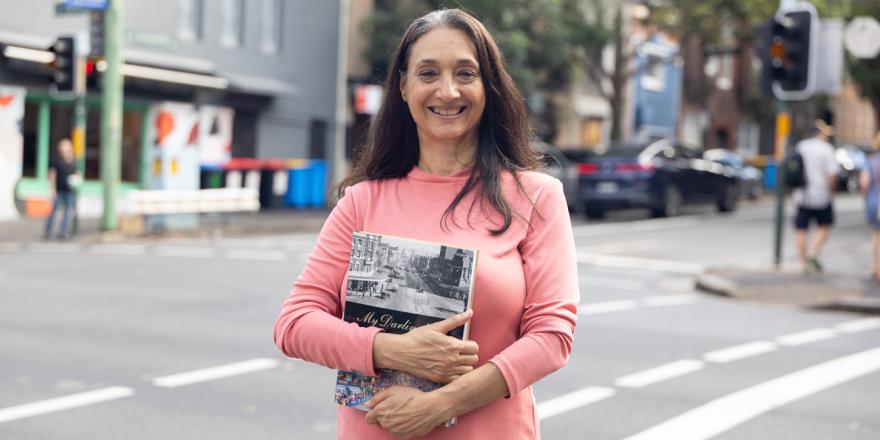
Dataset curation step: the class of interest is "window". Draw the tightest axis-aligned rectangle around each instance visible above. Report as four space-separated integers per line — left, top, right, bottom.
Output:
261 0 282 54
178 0 203 42
221 0 244 48
641 58 666 92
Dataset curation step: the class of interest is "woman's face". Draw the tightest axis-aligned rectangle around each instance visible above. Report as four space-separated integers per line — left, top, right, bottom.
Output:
400 27 485 149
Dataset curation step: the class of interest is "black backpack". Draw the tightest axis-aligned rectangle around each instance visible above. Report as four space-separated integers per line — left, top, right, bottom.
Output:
783 151 807 188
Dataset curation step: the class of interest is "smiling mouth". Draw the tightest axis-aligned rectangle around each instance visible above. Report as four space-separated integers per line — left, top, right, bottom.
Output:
429 107 465 116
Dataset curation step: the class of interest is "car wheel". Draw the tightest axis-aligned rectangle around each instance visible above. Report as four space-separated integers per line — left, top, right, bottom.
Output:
652 185 682 218
585 207 606 220
718 183 739 212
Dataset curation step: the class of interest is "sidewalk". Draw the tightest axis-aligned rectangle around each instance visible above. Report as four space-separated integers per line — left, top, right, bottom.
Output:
690 194 880 315
0 209 331 244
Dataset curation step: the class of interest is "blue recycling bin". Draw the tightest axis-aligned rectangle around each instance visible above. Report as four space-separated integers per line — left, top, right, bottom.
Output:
285 160 327 208
764 162 777 190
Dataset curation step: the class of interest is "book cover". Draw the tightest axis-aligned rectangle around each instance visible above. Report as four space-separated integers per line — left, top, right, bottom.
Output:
335 231 478 417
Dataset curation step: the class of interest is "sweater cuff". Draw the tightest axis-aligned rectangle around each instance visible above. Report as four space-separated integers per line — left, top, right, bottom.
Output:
487 356 519 398
361 326 385 376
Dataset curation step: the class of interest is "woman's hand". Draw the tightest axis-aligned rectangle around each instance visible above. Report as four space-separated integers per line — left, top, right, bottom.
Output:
364 386 449 439
373 310 479 383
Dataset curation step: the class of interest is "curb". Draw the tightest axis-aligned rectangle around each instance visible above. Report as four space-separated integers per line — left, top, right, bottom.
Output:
694 271 880 315
693 273 737 298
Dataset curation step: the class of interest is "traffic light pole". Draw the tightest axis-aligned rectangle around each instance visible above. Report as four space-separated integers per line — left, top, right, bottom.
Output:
72 89 86 235
99 0 123 231
772 100 790 268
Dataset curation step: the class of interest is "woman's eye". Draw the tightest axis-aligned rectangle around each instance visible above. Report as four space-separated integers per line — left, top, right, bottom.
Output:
458 70 479 79
417 70 437 79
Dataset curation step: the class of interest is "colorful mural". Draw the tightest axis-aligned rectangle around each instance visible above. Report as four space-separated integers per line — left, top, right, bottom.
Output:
0 86 25 220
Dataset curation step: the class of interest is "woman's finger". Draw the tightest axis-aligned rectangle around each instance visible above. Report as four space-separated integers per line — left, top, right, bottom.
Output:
456 340 479 355
427 309 473 333
457 354 479 366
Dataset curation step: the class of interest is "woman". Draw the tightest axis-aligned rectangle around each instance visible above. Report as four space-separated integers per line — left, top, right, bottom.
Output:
861 131 880 283
274 9 578 439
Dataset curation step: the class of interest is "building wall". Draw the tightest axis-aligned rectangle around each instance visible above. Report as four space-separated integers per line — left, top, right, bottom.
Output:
632 36 682 141
832 82 878 146
0 0 341 161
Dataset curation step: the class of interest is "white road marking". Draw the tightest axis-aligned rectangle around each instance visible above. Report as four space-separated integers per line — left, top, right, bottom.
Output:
224 249 288 261
580 276 645 290
536 387 616 421
584 239 661 254
0 242 23 252
615 359 705 389
642 294 697 307
152 358 279 388
580 294 698 316
572 216 703 238
0 386 134 424
775 328 837 346
89 244 147 256
26 243 82 254
154 246 214 259
703 341 777 364
623 347 880 440
577 252 704 275
836 318 880 334
580 300 637 315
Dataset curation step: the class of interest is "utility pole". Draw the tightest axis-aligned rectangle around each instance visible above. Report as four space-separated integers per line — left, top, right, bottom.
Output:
772 104 790 267
100 0 123 231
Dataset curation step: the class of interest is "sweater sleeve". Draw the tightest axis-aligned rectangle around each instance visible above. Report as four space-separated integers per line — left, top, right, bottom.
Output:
488 178 580 396
273 184 383 376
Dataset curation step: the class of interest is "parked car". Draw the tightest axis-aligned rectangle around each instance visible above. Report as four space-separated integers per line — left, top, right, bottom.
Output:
576 139 739 219
535 142 581 213
702 148 764 200
835 145 868 193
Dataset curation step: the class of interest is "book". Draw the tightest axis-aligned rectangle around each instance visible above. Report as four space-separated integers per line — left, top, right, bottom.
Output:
335 231 478 424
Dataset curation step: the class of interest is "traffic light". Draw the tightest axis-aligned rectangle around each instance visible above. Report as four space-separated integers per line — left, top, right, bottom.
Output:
764 5 817 100
51 35 79 94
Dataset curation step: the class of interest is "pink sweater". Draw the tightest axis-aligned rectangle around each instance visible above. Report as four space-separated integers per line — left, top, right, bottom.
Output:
274 166 579 439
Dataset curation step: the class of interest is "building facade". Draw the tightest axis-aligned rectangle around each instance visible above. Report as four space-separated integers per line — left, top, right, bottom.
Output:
0 0 343 220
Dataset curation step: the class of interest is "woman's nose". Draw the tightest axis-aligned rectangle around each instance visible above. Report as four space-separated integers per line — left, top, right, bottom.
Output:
437 75 461 100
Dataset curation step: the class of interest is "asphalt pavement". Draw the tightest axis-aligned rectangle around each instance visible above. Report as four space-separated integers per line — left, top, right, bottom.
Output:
1 192 878 439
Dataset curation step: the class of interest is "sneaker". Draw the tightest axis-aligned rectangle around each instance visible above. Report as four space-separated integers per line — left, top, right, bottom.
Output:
809 257 823 273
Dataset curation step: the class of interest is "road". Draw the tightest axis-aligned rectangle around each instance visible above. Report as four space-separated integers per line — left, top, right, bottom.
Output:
1 194 877 439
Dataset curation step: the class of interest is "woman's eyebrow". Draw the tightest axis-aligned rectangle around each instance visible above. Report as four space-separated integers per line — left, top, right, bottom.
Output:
414 58 479 67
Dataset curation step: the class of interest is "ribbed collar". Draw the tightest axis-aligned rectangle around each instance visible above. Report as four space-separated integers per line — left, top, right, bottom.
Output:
406 165 473 183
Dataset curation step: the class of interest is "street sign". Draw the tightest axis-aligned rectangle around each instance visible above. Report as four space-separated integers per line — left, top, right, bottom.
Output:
89 11 104 57
815 19 843 95
61 0 108 11
844 16 880 59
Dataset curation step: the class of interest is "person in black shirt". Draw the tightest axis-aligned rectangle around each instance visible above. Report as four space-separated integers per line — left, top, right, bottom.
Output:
44 139 80 240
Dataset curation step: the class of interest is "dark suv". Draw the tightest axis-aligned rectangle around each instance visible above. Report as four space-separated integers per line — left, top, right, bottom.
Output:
577 139 739 218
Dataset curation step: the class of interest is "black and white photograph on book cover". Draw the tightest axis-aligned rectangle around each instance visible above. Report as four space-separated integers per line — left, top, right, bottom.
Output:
345 232 475 320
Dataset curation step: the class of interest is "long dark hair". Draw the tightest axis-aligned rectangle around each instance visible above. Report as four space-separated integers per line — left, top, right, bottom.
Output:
335 8 539 235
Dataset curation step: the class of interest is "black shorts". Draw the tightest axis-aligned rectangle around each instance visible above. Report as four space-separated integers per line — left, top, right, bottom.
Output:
794 204 834 229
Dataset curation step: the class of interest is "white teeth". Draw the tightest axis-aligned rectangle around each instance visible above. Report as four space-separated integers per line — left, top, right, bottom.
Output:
430 107 465 116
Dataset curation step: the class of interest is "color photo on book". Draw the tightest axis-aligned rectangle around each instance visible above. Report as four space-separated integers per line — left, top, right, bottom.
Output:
336 231 478 412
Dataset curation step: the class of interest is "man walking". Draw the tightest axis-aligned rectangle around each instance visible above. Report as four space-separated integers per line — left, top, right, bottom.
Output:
44 138 80 240
793 120 839 274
